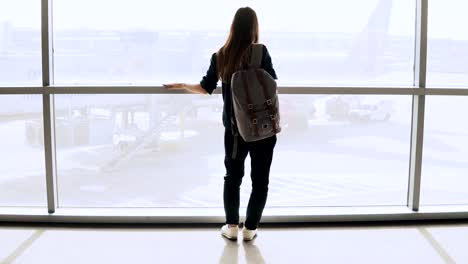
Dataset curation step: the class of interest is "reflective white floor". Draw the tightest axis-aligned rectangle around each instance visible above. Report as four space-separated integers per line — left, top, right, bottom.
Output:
1 222 467 264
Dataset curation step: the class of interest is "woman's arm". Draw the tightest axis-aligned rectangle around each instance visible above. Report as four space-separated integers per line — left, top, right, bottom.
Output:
163 83 208 95
262 45 278 80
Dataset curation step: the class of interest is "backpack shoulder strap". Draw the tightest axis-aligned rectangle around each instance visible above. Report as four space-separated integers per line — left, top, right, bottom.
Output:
249 44 263 68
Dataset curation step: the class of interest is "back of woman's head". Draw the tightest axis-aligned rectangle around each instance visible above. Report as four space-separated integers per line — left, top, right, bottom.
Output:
217 7 259 82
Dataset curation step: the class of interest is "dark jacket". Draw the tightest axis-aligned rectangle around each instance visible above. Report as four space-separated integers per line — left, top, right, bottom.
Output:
200 45 278 129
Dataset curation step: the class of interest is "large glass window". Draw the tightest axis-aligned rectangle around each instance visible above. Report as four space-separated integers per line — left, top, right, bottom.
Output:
421 96 468 205
247 0 416 86
55 94 411 208
427 0 468 87
52 0 415 86
55 94 225 207
269 95 412 206
0 95 46 206
0 0 41 85
6 0 468 216
52 0 242 85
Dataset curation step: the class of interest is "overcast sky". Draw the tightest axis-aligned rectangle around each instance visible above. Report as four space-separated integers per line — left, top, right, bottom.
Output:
1 0 467 39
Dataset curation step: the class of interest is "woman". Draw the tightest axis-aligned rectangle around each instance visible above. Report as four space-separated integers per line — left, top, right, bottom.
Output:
164 7 277 241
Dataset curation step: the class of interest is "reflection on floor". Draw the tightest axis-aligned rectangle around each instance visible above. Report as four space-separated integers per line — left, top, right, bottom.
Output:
0 222 467 263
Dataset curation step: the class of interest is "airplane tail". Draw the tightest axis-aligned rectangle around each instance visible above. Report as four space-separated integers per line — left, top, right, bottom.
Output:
345 0 393 76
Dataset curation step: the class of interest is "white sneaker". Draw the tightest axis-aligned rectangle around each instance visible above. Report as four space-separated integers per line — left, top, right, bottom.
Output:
221 224 239 240
242 227 257 241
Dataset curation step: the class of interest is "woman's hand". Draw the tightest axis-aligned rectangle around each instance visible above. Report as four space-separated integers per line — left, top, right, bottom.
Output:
163 83 208 95
163 83 186 90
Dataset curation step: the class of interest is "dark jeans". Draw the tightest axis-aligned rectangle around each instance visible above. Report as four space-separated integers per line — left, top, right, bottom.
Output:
223 129 277 230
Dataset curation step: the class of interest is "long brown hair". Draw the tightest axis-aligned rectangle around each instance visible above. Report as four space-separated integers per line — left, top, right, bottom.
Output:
217 7 259 82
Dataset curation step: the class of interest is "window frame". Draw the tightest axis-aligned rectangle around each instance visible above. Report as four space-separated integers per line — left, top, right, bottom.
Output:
3 0 468 222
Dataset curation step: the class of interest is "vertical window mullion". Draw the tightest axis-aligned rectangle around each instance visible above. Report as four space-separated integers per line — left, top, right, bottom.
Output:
41 0 57 213
408 0 428 211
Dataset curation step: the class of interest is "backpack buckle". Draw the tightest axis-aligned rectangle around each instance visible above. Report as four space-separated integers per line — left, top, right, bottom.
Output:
252 119 258 124
266 99 272 106
248 104 254 110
